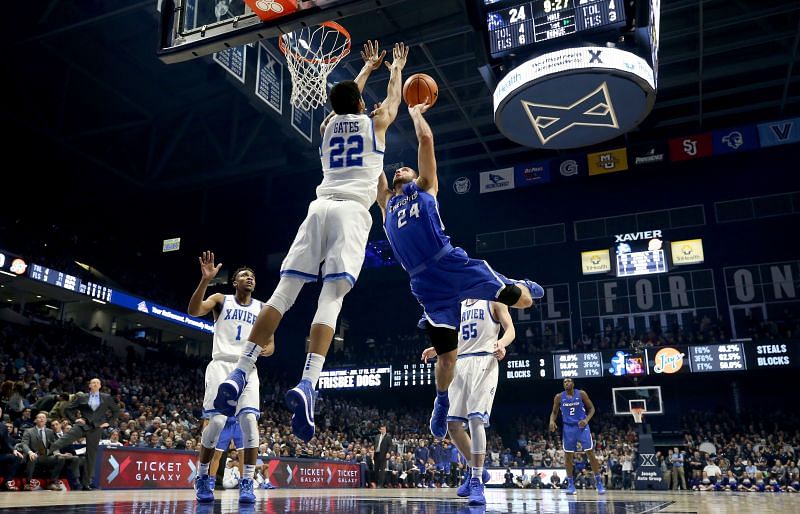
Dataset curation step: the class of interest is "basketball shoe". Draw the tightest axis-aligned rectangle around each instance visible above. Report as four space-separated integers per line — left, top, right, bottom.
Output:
214 368 248 416
195 475 214 503
239 477 256 503
457 468 491 497
285 379 316 442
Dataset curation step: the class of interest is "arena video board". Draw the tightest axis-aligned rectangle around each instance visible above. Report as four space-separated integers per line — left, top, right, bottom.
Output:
26 263 214 334
316 341 798 390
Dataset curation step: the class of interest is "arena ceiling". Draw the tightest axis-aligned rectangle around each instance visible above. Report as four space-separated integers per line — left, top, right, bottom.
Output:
5 0 800 193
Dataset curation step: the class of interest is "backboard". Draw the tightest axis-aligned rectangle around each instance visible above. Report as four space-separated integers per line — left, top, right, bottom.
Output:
612 385 663 416
157 0 406 64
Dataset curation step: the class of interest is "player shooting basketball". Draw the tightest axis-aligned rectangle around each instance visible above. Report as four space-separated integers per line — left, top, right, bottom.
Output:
214 41 409 444
549 378 606 495
376 99 544 443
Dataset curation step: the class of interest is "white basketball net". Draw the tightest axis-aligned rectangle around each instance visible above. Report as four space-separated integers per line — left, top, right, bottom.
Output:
280 22 351 111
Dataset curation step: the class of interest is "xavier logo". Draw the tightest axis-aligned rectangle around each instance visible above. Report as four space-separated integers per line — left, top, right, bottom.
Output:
453 177 471 194
640 453 657 467
522 82 619 145
682 139 698 156
722 131 743 149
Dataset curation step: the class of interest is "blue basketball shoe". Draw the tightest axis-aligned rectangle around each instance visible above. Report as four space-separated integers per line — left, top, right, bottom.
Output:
429 395 449 439
468 477 486 506
214 368 247 416
239 477 256 503
457 468 491 497
285 379 316 442
194 475 214 503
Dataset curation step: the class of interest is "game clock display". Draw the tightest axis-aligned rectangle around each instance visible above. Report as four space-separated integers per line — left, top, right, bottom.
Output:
486 0 626 56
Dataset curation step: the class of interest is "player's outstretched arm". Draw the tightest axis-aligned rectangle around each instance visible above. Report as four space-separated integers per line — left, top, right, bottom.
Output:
373 42 409 134
354 40 386 93
579 390 596 426
376 169 391 220
549 394 560 432
409 102 437 195
493 303 515 361
188 250 224 317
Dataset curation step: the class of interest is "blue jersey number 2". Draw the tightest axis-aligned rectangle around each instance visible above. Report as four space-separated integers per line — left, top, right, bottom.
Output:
329 135 364 168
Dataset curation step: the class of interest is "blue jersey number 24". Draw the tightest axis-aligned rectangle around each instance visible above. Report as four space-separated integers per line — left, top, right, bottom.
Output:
329 135 364 168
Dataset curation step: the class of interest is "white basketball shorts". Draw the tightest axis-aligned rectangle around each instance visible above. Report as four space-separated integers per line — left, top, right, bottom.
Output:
280 197 372 287
202 359 260 418
446 355 499 427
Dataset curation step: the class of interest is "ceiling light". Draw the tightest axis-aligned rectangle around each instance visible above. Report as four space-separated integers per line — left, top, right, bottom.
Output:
36 295 42 299
92 298 107 305
44 304 59 310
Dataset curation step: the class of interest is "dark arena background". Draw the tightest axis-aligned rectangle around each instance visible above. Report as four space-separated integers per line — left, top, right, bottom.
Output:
2 1 799 513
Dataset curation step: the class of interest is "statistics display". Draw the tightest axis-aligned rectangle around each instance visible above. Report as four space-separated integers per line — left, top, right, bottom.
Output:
486 0 626 57
392 363 435 388
688 343 746 373
747 343 796 369
554 351 603 378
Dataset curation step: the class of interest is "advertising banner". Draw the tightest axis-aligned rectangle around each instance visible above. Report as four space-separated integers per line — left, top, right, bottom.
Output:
96 447 198 489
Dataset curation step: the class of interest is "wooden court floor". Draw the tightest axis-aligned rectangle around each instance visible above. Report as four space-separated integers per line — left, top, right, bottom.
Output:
1 488 798 513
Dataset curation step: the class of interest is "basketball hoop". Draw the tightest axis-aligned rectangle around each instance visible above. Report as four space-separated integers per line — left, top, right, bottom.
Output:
631 407 645 424
279 21 351 111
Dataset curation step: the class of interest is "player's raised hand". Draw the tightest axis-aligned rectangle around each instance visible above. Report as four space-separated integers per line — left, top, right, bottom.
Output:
199 251 222 281
385 42 409 71
360 40 386 70
493 342 506 361
549 420 557 433
421 346 437 363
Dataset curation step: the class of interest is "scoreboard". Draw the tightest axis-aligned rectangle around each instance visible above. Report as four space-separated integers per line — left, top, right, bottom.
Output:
484 0 627 57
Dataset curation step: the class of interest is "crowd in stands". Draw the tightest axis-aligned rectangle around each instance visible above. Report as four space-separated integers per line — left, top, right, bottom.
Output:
1 318 799 493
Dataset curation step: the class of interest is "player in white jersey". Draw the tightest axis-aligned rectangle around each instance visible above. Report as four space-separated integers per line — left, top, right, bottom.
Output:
422 299 515 506
188 251 272 504
215 41 409 444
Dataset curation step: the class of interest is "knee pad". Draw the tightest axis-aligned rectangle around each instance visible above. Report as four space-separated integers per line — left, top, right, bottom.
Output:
201 414 227 450
237 412 259 449
311 280 351 328
496 284 522 306
468 417 487 456
266 276 305 315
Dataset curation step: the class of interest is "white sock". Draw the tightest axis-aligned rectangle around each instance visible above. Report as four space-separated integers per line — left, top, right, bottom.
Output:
472 466 483 479
244 464 255 480
236 342 260 373
198 462 209 477
301 353 325 388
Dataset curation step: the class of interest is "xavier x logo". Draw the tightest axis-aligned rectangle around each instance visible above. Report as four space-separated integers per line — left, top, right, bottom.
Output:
640 453 657 466
522 82 619 145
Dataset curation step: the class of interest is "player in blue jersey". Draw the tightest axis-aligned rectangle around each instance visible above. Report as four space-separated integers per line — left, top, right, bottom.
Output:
548 378 605 494
377 101 544 440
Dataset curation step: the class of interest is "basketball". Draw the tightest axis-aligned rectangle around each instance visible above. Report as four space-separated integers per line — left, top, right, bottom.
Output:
403 73 439 108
